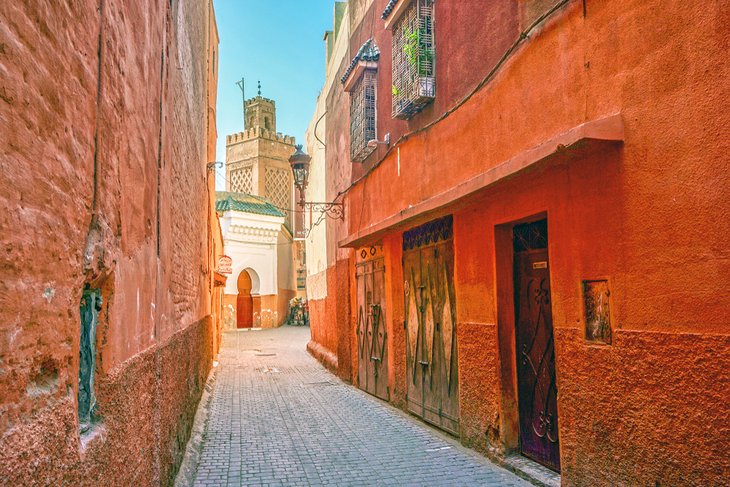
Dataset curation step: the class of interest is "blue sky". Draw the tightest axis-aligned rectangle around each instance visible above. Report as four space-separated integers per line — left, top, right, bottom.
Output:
213 0 335 189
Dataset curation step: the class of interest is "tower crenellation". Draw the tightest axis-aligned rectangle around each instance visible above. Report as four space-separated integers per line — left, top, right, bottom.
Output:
244 95 277 132
226 90 296 230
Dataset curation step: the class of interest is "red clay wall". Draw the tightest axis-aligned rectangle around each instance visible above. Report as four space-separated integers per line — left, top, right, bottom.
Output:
0 0 215 484
332 1 729 485
307 268 340 370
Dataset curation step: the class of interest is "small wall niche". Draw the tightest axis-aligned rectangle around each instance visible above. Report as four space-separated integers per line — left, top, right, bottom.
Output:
582 280 612 345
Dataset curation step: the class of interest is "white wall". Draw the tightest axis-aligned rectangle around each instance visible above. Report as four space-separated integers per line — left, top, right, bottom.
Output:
220 210 284 296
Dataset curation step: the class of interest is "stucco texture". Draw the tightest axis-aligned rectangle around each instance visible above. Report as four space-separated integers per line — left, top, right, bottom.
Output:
324 0 729 485
0 0 216 484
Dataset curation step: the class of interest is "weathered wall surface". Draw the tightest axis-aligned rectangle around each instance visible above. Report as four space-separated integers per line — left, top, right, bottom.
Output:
0 0 216 484
317 0 730 485
305 2 352 373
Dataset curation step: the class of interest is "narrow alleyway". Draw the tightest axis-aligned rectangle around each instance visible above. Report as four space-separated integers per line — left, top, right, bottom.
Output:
189 327 531 487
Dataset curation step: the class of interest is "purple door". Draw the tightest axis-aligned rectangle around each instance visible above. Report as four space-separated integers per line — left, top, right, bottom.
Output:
513 220 560 472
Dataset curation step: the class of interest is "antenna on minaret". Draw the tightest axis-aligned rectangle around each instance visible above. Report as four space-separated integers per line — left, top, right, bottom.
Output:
235 77 245 129
258 80 262 96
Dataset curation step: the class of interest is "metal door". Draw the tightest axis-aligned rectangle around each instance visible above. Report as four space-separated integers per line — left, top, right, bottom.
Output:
356 253 389 401
403 216 459 435
513 219 560 471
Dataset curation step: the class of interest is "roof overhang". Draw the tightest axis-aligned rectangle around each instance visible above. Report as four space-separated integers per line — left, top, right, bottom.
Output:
339 114 625 248
383 0 412 30
343 61 378 92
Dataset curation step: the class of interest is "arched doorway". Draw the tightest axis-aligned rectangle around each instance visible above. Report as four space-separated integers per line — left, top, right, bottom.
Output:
237 270 254 328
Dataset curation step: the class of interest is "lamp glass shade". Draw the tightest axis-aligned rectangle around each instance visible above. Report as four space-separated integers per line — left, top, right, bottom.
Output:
289 145 311 193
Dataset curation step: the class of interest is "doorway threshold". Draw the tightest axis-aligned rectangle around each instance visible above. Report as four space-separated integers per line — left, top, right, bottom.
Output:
501 454 560 487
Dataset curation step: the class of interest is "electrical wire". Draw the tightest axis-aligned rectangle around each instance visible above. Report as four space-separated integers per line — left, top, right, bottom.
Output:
313 111 327 147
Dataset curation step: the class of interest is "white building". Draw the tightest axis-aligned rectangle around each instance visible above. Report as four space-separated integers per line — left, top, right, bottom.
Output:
216 192 293 328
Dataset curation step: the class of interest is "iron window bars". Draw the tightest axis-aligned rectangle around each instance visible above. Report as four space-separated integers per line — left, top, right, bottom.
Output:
350 70 378 162
391 0 435 119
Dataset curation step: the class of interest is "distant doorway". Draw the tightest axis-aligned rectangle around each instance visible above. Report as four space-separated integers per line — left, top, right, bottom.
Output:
237 270 254 329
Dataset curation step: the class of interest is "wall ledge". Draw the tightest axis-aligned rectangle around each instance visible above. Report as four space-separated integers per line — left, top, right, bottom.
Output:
306 340 338 372
340 114 624 248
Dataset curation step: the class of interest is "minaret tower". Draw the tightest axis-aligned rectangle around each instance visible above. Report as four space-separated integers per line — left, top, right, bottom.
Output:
245 81 276 132
225 82 296 230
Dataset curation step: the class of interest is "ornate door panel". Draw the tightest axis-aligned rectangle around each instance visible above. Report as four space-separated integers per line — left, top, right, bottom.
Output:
404 216 459 436
513 220 560 471
356 249 389 401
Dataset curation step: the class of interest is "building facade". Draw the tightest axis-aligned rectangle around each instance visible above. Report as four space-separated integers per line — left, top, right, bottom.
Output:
304 1 351 370
223 96 302 327
226 95 297 230
0 0 223 485
305 1 730 485
216 193 290 329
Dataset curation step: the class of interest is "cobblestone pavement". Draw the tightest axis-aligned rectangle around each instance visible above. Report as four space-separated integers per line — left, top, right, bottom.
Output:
192 326 531 487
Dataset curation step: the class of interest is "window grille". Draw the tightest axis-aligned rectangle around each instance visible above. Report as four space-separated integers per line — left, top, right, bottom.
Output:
391 0 435 119
350 70 378 162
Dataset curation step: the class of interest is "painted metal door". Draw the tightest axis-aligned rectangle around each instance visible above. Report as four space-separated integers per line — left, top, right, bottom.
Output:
403 216 459 435
356 255 389 401
513 219 560 471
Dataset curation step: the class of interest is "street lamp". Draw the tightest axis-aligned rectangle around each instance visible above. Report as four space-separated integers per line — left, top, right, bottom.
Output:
289 146 311 203
289 145 344 221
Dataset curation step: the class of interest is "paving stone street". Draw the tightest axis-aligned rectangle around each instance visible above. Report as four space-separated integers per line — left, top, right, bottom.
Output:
190 326 531 487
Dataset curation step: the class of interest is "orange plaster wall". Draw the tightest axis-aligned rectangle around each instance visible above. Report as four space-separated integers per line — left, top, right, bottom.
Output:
338 2 729 484
346 1 729 338
381 235 408 408
444 142 729 483
0 1 215 482
307 267 340 361
276 289 296 327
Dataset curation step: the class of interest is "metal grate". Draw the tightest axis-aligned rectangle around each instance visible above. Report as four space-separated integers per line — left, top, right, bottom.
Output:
231 166 254 194
402 215 452 251
392 0 435 119
350 70 378 162
513 219 548 252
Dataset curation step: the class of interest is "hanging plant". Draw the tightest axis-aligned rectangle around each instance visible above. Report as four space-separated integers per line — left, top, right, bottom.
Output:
403 27 434 77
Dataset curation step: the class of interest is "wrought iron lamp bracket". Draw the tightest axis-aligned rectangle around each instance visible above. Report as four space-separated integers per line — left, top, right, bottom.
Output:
300 201 345 221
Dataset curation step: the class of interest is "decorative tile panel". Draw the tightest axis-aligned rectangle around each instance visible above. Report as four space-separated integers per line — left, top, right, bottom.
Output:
231 166 254 194
265 167 292 229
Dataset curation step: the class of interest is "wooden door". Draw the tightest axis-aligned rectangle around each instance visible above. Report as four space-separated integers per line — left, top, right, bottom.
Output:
404 216 459 435
513 219 560 471
356 255 389 401
237 293 253 328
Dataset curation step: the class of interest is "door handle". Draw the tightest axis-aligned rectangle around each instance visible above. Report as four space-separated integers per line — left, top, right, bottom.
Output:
371 356 382 362
419 360 430 366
